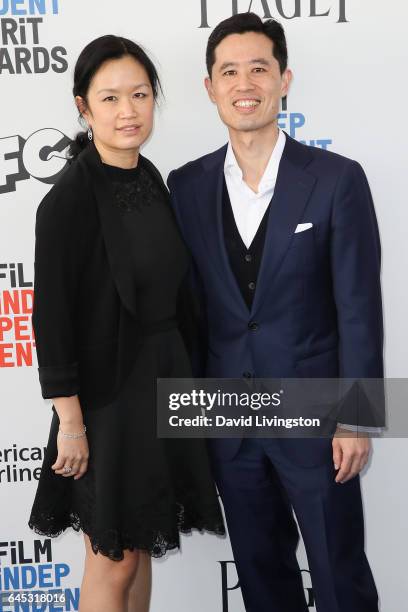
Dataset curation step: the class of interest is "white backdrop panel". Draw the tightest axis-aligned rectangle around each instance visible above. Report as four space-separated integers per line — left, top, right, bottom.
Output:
1 1 407 611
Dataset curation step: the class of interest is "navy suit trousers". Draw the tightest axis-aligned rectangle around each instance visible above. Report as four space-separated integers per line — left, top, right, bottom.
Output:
211 438 379 612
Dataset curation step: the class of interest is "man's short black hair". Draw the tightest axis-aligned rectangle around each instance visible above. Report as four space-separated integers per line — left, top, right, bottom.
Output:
206 12 288 77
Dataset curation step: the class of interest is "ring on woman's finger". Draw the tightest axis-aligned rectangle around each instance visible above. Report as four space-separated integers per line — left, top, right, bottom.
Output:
63 466 73 474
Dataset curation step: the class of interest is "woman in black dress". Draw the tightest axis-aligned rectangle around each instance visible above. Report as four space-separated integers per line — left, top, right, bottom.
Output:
28 35 224 612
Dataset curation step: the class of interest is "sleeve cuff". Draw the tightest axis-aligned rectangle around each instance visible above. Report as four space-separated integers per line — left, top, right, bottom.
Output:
337 422 384 434
38 362 80 399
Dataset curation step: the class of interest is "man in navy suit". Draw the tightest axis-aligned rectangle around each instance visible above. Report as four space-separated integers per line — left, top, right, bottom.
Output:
168 12 382 612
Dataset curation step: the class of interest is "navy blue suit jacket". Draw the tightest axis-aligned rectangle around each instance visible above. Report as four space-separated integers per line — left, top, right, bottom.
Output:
168 134 383 461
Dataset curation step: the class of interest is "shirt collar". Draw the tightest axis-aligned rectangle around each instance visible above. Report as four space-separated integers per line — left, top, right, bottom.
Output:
224 129 286 195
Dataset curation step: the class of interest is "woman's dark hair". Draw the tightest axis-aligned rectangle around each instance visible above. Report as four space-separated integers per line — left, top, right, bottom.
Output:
69 35 162 159
206 12 288 77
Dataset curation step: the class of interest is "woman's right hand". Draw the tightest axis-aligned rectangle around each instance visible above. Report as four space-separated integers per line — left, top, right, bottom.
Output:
52 432 89 480
51 395 89 480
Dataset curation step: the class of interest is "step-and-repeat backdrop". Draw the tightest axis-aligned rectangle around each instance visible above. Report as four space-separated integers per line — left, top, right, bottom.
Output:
1 1 407 610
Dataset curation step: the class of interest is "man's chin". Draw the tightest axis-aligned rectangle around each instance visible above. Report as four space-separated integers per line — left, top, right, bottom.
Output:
222 117 274 135
221 117 275 133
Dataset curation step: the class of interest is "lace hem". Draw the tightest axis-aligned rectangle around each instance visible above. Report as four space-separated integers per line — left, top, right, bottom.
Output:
28 504 225 561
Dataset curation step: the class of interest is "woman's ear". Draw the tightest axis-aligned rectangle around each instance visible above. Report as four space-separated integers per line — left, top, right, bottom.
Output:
75 96 88 121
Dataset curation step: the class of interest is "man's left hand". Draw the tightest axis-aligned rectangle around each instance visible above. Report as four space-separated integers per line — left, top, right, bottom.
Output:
332 427 371 484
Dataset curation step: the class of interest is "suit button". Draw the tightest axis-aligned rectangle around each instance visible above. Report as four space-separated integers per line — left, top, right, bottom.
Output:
243 371 253 378
244 253 252 262
248 281 256 291
248 321 259 331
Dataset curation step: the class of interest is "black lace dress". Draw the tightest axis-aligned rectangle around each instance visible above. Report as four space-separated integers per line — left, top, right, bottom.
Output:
29 157 225 560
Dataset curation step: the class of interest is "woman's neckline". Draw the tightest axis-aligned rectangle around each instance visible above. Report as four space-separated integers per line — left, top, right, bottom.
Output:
102 160 142 183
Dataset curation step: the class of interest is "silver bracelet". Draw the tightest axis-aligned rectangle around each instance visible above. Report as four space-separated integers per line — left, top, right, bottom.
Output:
58 425 87 439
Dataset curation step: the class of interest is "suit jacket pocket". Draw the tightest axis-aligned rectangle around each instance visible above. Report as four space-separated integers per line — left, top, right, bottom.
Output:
288 226 316 249
295 348 339 377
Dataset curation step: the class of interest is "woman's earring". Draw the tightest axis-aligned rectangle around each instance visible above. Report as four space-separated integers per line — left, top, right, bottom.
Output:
87 126 93 141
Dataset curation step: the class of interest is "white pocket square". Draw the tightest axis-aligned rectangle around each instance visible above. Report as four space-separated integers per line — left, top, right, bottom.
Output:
294 223 313 234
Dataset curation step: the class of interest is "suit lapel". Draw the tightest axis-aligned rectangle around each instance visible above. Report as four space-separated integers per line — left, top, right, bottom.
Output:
251 136 317 316
78 143 140 316
196 146 249 316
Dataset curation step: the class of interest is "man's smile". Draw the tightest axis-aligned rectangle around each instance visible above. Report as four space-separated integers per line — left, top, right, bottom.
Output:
232 98 261 112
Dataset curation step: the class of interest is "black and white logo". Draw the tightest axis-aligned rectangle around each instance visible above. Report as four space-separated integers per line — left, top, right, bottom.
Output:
199 0 348 28
0 128 70 194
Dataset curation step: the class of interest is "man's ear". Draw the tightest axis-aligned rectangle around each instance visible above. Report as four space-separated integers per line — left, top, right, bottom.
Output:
281 69 293 99
204 76 216 103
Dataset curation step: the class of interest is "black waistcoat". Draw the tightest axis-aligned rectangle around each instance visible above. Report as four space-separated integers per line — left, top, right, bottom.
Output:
222 179 270 309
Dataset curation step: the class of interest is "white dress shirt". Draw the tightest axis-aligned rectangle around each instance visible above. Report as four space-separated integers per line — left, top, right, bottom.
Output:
223 129 381 434
224 129 286 249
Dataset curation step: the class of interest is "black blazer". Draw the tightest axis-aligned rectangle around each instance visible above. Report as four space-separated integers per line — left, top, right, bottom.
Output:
33 143 194 409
